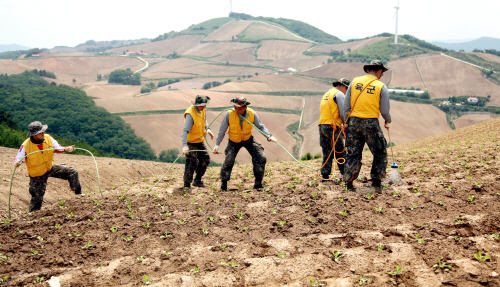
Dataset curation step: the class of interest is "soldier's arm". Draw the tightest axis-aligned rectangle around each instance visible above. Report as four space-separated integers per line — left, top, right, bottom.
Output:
215 112 230 146
182 114 194 147
252 112 271 138
335 92 345 122
343 83 352 117
380 85 392 123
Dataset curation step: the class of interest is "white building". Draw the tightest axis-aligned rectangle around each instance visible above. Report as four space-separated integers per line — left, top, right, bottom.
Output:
467 97 479 104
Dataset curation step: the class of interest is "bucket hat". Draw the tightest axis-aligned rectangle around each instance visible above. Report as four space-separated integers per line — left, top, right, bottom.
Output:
191 95 211 106
332 78 351 88
27 121 48 136
230 96 251 107
363 60 389 73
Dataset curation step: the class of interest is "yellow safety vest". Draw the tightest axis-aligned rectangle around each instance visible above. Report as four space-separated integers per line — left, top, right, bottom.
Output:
184 105 206 143
228 108 254 143
349 74 385 119
319 88 343 127
22 134 54 177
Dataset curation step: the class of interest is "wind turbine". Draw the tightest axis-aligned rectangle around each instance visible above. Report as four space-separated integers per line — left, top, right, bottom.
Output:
393 0 399 44
230 0 232 13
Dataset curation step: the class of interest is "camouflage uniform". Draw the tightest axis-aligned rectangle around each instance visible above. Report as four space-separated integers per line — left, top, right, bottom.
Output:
183 142 211 184
343 117 387 182
319 124 345 177
220 136 266 184
29 164 81 212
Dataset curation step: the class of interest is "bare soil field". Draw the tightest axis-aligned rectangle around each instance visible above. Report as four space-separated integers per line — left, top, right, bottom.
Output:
0 59 34 75
387 57 426 90
107 35 204 56
212 48 267 66
468 52 500 64
1 118 499 286
84 84 142 99
94 90 303 113
121 111 299 165
311 37 388 53
245 74 331 92
300 100 451 157
203 20 254 42
48 47 79 54
239 22 306 42
142 58 205 79
157 77 238 91
212 81 273 93
454 114 497 129
417 54 500 105
40 52 94 58
184 42 256 58
257 40 329 71
173 64 273 77
300 62 392 84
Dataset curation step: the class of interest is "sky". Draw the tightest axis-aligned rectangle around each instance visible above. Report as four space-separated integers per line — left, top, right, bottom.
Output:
1 0 499 48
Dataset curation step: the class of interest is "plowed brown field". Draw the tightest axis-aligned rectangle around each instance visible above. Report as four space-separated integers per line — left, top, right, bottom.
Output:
94 90 303 113
0 59 34 75
1 118 499 286
417 54 500 105
311 37 388 53
388 57 426 90
257 40 328 70
120 111 299 164
239 22 307 42
300 100 451 157
245 74 331 92
212 48 267 66
172 64 273 77
203 20 254 42
142 58 204 79
157 77 238 91
184 42 255 58
106 35 204 56
84 84 142 99
454 114 497 129
468 52 500 64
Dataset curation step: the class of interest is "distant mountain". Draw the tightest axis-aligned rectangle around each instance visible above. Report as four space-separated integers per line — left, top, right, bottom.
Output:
0 44 31 53
431 37 500 52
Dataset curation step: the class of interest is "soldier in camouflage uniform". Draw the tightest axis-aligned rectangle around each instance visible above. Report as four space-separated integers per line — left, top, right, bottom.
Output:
343 60 392 192
318 78 351 182
181 95 215 188
213 96 277 191
13 121 81 212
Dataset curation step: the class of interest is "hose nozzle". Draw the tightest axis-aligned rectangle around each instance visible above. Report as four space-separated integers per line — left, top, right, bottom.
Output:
391 162 398 168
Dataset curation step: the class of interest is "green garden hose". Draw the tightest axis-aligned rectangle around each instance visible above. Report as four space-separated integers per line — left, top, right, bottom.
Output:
8 147 102 219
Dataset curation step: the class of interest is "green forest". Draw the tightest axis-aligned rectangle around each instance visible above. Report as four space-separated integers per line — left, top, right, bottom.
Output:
0 71 157 160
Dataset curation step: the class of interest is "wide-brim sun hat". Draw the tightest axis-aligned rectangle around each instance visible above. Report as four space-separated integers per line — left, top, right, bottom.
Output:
191 95 211 106
332 78 351 88
363 60 389 73
230 96 251 107
27 121 48 136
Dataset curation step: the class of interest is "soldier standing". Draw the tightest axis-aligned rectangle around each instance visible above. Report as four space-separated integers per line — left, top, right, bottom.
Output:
213 96 277 191
182 95 214 188
343 60 391 192
318 78 351 182
13 121 81 212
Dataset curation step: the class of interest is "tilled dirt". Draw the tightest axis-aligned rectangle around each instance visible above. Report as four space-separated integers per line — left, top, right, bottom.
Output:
0 118 499 286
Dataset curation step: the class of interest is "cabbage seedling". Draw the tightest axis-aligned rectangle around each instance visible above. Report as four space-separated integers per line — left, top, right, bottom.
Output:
340 210 347 217
110 226 117 233
143 275 150 285
374 207 385 213
474 251 490 262
331 250 344 262
409 205 418 211
359 275 371 285
378 244 384 252
388 266 405 276
190 267 199 274
277 251 286 259
142 222 151 229
137 256 145 261
365 193 374 200
432 258 452 270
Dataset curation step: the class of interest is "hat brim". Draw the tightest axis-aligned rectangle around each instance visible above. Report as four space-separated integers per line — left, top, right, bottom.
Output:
332 81 348 87
363 65 389 73
191 101 208 106
230 99 250 107
27 125 48 136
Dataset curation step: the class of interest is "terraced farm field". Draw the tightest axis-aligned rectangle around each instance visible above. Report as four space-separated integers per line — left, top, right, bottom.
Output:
301 62 392 84
0 118 498 286
203 20 254 42
387 57 426 90
184 42 256 58
212 48 267 66
237 21 308 42
454 114 497 129
106 35 204 56
311 37 388 53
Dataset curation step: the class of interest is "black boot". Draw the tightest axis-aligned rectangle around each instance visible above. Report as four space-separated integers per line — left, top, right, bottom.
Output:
371 179 382 188
75 187 82 195
253 182 269 190
183 182 191 189
345 181 354 191
192 179 206 188
221 181 228 192
321 173 329 183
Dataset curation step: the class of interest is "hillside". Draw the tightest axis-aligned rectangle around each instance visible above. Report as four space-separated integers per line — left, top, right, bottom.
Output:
432 37 500 52
0 44 30 53
0 117 498 286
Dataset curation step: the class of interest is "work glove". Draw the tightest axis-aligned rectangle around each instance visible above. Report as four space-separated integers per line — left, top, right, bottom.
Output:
14 160 22 168
213 145 220 154
206 129 214 140
267 136 277 143
182 146 189 156
65 146 76 152
384 122 391 130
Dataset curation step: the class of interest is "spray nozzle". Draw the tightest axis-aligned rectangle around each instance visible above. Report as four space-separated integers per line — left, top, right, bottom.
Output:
391 162 398 168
